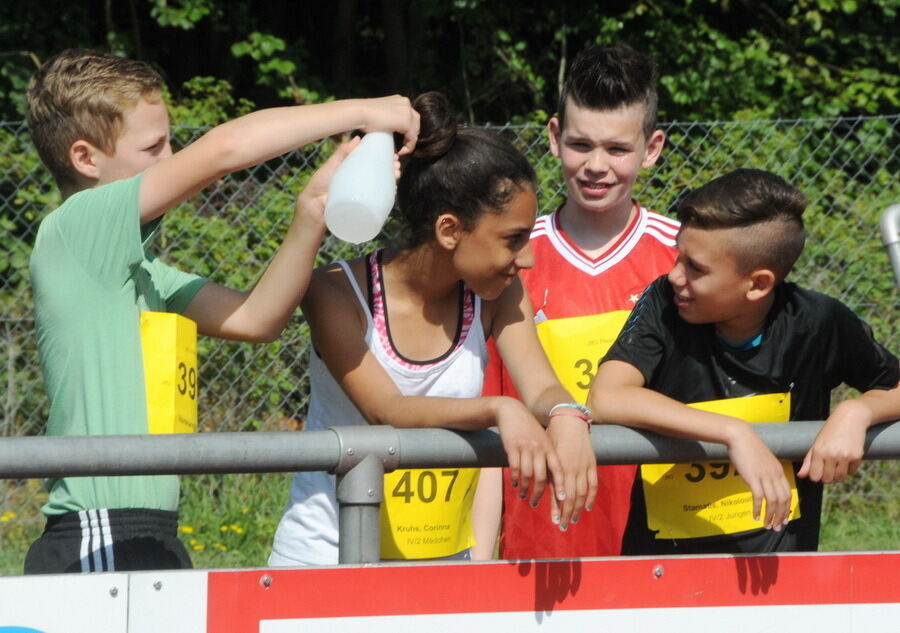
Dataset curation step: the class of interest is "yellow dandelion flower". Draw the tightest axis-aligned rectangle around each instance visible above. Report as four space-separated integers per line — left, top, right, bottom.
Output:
1 511 16 521
193 544 206 551
179 525 195 534
215 543 228 551
229 524 244 534
219 525 228 532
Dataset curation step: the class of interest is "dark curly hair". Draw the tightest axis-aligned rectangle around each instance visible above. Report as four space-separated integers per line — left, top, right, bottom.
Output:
397 92 536 247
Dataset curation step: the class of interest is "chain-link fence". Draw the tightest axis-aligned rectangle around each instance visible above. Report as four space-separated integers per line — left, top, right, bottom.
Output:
1 116 898 549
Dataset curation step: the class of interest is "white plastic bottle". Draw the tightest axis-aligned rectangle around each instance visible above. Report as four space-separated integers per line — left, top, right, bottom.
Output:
324 131 396 244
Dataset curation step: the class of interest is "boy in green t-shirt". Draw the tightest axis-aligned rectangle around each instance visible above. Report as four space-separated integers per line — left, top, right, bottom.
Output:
24 48 419 574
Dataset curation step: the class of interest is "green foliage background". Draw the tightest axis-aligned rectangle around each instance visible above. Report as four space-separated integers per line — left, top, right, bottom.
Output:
0 0 897 121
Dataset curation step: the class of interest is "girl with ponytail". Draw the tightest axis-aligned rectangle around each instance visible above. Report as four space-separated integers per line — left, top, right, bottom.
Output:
270 92 596 565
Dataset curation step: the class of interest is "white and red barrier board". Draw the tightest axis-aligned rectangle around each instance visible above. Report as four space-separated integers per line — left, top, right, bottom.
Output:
206 552 900 632
2 552 899 632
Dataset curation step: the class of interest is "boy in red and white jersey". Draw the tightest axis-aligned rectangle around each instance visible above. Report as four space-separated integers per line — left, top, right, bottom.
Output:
476 43 678 559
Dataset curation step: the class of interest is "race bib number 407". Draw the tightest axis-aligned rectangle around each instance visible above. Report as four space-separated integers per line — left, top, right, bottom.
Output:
380 468 479 560
641 393 800 539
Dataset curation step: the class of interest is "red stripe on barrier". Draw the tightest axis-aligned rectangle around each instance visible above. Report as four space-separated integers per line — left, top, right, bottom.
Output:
207 552 900 633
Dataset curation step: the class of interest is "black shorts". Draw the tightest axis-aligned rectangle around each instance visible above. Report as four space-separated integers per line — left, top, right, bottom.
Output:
24 508 193 574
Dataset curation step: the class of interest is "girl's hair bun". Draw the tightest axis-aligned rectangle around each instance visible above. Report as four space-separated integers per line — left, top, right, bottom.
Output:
411 91 457 160
397 91 535 247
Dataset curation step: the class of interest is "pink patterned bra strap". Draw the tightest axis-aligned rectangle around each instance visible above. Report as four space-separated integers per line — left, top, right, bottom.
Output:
368 250 476 369
458 287 475 346
368 251 389 344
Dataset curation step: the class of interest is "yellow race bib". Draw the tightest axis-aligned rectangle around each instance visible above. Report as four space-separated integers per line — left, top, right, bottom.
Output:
641 393 800 539
380 468 479 559
536 311 630 403
140 311 198 434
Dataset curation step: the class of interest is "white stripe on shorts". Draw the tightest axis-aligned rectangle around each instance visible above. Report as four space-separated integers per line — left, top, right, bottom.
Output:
78 510 91 572
79 509 115 572
100 509 115 571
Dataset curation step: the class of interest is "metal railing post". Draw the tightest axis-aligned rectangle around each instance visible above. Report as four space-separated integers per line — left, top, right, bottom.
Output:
881 203 900 289
335 454 386 564
330 425 401 564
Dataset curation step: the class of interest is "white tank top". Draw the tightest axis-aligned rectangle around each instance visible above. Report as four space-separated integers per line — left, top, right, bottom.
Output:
270 251 487 566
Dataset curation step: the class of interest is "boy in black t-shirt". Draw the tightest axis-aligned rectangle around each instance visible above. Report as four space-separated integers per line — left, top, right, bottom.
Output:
589 168 900 554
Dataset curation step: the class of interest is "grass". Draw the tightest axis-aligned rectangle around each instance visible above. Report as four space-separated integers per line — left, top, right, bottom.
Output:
0 479 46 575
2 463 898 575
0 473 290 574
819 461 900 552
175 472 289 570
820 498 900 551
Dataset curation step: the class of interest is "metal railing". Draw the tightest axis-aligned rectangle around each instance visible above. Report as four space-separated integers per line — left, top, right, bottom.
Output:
2 421 898 564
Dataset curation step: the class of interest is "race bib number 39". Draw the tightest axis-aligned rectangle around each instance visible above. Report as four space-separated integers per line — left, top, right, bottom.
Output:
641 393 800 539
380 468 479 559
140 312 198 435
536 311 630 401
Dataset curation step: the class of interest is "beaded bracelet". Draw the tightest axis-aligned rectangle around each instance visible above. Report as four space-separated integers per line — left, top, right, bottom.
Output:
548 402 591 418
548 402 592 430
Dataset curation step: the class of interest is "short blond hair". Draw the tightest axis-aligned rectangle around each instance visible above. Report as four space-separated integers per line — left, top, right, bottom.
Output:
26 49 165 191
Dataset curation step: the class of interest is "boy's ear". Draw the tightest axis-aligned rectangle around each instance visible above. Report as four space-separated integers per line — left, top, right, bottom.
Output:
69 139 102 180
434 213 464 250
547 117 562 158
641 129 666 169
747 268 777 302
